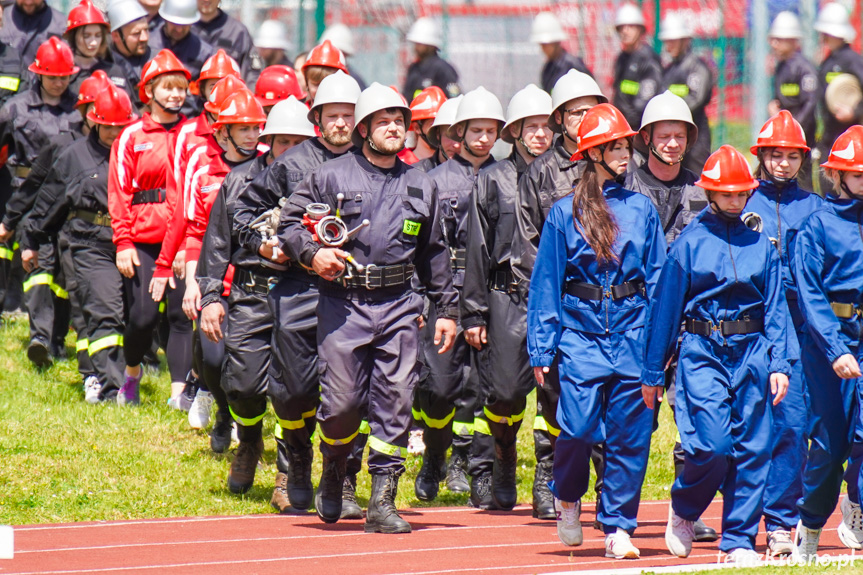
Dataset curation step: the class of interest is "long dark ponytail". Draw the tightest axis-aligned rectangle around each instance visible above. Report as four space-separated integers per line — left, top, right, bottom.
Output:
571 162 619 266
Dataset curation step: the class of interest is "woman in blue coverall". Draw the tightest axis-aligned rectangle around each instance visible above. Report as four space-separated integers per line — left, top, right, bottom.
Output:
745 110 821 557
794 126 863 562
527 103 666 560
642 145 792 564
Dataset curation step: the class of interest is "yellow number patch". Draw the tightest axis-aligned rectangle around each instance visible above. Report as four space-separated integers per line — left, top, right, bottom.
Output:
0 76 20 91
403 220 421 236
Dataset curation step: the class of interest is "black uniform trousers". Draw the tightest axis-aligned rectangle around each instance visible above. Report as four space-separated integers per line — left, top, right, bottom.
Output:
70 240 125 396
24 238 70 347
59 232 93 375
122 242 192 382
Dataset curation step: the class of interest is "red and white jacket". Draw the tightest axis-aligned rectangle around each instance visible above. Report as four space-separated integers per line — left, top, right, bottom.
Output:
108 113 186 251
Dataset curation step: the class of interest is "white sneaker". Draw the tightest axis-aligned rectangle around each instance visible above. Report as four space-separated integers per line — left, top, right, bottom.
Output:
839 496 863 550
231 422 239 443
188 390 214 429
795 520 821 565
767 529 795 557
83 376 102 404
665 505 694 558
555 498 583 546
725 548 762 565
407 429 425 455
605 528 640 559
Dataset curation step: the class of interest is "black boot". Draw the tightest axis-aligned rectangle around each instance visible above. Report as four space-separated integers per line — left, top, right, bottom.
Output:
470 472 495 510
210 408 233 454
415 450 445 501
340 474 364 519
492 440 518 510
446 445 470 493
532 459 555 520
365 470 411 534
286 445 314 511
315 457 345 524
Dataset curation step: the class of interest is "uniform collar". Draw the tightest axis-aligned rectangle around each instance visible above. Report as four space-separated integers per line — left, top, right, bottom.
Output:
142 112 187 133
453 152 494 173
354 148 407 177
87 129 111 159
197 10 227 30
756 178 799 200
194 114 212 137
553 137 579 169
25 82 76 111
511 148 529 175
827 195 863 220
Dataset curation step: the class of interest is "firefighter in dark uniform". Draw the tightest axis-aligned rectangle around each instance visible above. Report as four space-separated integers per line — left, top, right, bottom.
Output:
659 13 714 175
107 0 151 111
768 11 818 190
148 0 216 116
251 19 292 69
279 82 458 533
193 0 254 82
0 0 65 79
198 95 315 457
413 95 462 174
0 9 24 313
25 85 137 402
530 11 593 94
0 37 81 367
403 17 461 100
231 71 362 507
413 87 502 509
460 84 552 511
625 90 718 543
612 4 662 149
512 68 605 521
64 0 130 99
813 3 863 194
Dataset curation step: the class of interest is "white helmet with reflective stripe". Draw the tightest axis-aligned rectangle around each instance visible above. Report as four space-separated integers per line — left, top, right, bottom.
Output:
530 12 567 44
320 23 355 56
406 17 442 49
351 82 411 148
615 4 646 28
261 96 317 138
107 0 147 32
814 2 855 42
427 95 462 148
639 90 698 142
658 13 693 41
549 69 607 133
307 70 361 125
447 86 505 139
502 84 552 144
768 11 803 40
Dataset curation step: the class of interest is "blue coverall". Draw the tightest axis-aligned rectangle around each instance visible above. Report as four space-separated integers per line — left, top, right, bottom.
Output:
528 180 666 534
643 208 793 552
746 178 821 532
794 197 863 529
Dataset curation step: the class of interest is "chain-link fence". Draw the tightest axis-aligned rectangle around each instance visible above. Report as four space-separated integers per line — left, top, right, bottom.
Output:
220 0 863 155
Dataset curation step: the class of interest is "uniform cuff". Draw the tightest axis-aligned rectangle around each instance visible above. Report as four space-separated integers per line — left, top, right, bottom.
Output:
115 239 135 252
826 342 853 366
460 315 486 331
153 265 173 279
199 293 222 308
435 305 459 321
530 353 555 368
642 368 666 387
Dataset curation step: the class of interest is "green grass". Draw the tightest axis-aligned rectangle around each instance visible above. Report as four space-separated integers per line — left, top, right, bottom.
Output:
0 314 673 525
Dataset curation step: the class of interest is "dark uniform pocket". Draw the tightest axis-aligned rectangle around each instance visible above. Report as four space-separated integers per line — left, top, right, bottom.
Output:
401 196 430 245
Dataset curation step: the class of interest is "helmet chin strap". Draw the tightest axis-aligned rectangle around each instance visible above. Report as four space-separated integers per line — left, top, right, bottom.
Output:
708 200 742 222
226 127 256 157
153 96 182 115
840 177 863 201
588 144 626 185
516 121 540 158
365 120 402 157
647 127 685 166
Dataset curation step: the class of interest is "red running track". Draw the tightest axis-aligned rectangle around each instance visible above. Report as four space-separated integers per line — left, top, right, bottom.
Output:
1 499 849 575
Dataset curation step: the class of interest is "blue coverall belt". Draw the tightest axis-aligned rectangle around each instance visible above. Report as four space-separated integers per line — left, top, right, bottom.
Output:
684 317 764 337
489 269 519 294
233 267 280 296
337 263 415 290
831 302 863 319
131 188 166 205
450 248 466 271
564 279 645 301
68 209 112 227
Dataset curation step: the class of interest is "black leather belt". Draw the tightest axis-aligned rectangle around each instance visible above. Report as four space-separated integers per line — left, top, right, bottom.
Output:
233 268 279 296
131 188 166 205
684 317 764 336
68 209 111 227
564 279 644 301
450 248 466 271
489 269 519 294
338 263 415 290
832 302 863 319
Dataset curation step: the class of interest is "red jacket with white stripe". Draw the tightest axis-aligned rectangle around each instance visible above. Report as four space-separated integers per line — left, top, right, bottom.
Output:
108 113 186 251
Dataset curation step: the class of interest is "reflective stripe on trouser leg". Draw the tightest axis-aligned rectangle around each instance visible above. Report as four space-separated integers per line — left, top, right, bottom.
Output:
417 299 469 454
60 235 92 375
223 283 270 426
267 277 320 451
673 333 772 551
485 404 527 446
550 328 653 535
317 292 422 473
799 332 859 529
71 243 126 392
